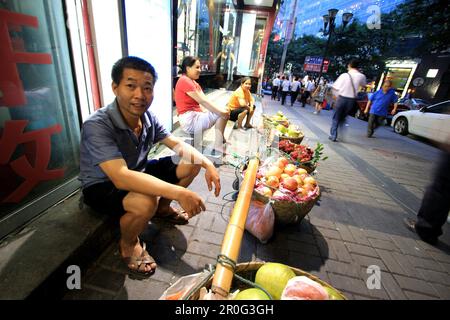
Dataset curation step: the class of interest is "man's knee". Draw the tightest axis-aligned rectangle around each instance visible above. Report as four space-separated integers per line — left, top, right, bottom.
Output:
123 193 158 219
177 162 201 180
190 163 202 177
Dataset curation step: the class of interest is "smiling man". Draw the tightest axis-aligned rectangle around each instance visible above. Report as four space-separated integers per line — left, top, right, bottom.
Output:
79 57 221 275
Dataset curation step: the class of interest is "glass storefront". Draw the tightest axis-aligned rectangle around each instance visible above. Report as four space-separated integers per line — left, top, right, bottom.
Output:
0 1 81 238
0 0 277 239
176 0 269 82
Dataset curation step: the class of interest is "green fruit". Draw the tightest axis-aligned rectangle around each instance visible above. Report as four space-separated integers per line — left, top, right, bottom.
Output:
276 124 287 134
324 286 345 300
235 288 270 300
287 126 301 138
255 263 296 300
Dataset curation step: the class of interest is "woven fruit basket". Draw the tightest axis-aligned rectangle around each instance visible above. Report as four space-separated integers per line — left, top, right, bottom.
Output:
277 133 305 145
262 115 289 130
160 261 346 300
253 187 320 225
241 156 321 225
296 162 317 174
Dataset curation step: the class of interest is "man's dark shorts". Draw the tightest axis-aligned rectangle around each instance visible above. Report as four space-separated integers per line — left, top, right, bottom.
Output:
82 156 179 217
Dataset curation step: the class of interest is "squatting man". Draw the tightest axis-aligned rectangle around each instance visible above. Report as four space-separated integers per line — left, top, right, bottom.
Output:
79 56 222 275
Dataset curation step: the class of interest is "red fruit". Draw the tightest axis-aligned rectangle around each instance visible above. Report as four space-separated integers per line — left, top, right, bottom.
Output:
278 157 289 167
266 176 280 188
282 177 298 191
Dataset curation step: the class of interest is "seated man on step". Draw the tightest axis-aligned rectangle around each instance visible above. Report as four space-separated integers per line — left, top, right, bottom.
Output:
79 56 221 275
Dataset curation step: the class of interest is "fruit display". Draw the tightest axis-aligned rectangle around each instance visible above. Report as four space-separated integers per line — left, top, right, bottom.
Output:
233 262 345 300
247 155 321 225
281 276 329 300
254 263 296 300
263 111 289 127
278 141 327 170
253 156 320 204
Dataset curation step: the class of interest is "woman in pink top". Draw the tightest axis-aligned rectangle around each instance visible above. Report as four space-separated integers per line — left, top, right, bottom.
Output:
175 56 229 154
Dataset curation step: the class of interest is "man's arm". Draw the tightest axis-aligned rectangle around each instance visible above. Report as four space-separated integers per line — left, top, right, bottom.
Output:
391 94 399 115
161 135 221 197
99 159 205 216
331 75 343 96
365 100 372 114
391 102 399 115
186 90 229 119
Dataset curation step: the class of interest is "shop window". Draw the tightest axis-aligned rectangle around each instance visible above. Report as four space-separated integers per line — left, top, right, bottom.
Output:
176 0 269 85
0 1 80 239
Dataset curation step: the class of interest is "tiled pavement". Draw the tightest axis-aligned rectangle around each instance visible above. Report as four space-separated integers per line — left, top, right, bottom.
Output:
65 95 450 300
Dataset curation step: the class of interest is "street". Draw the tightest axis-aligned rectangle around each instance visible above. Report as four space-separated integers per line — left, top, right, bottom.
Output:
65 96 450 300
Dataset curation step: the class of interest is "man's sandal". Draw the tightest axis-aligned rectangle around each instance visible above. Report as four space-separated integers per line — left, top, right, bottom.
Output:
122 242 156 276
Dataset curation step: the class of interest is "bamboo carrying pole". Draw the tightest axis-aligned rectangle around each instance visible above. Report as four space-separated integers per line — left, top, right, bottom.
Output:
211 157 260 297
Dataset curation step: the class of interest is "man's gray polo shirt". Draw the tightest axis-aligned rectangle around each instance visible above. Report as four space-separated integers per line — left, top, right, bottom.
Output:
79 100 170 189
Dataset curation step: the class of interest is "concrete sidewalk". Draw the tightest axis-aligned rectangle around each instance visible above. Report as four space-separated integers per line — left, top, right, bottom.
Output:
64 96 450 300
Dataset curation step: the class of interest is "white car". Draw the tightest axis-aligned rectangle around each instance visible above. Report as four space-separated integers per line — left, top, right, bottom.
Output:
391 100 450 144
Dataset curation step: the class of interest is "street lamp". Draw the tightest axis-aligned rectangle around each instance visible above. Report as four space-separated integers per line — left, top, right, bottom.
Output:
317 9 353 80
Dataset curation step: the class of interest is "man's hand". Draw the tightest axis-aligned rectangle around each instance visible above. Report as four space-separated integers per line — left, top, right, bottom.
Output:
391 109 397 115
364 108 369 115
204 163 221 197
176 188 206 218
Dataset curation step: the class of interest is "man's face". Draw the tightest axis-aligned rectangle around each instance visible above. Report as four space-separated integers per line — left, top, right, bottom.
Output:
112 68 154 118
382 82 391 92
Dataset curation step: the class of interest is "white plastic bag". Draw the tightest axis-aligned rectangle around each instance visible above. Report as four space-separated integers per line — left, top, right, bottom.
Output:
159 270 212 300
245 200 275 244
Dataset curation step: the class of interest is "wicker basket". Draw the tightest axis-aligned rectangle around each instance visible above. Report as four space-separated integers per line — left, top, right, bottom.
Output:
186 261 346 300
296 162 317 174
253 187 320 225
277 133 305 144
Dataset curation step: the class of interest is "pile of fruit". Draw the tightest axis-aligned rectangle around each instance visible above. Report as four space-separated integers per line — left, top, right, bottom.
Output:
279 140 314 163
253 156 319 203
264 111 289 125
275 123 303 139
234 263 344 300
278 140 327 166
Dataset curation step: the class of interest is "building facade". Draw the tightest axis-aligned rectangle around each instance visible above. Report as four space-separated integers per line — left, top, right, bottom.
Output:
274 0 406 38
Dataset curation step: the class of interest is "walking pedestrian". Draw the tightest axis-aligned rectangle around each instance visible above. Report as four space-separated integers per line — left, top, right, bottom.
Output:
271 75 280 100
364 80 398 138
312 79 327 114
290 77 301 106
280 76 291 106
328 60 366 142
405 145 450 245
300 76 315 108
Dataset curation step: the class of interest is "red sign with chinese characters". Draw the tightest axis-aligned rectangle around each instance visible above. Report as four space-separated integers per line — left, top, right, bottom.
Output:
0 9 64 204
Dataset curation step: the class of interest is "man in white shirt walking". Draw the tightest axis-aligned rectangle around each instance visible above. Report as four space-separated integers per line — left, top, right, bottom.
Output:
329 60 366 142
271 75 281 101
280 76 291 106
300 76 315 108
290 77 301 106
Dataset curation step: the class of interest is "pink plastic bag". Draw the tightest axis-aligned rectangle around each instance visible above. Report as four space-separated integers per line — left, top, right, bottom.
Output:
245 200 275 244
